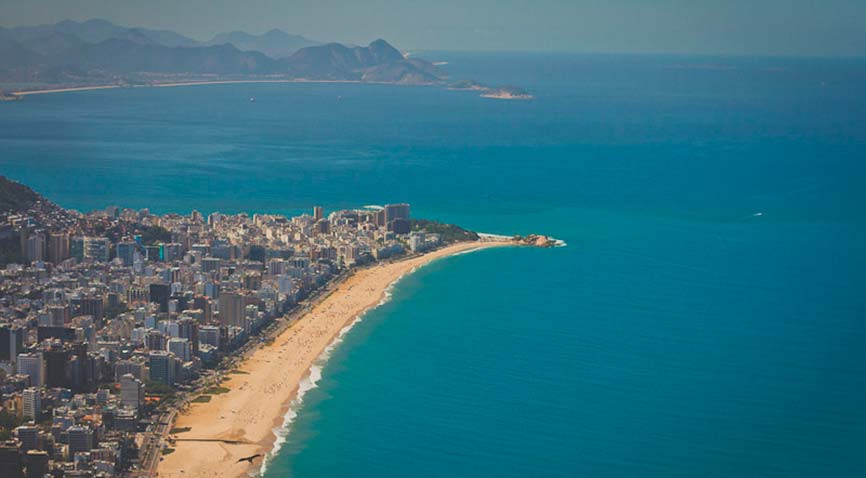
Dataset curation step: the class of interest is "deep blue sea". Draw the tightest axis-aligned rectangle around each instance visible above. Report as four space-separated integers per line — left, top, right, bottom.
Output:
2 52 866 477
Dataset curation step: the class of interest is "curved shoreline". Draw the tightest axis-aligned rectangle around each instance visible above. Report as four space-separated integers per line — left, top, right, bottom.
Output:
158 240 512 478
10 79 531 101
10 79 396 96
258 266 400 476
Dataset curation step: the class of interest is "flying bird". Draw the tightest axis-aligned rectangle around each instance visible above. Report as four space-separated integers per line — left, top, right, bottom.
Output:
236 454 262 464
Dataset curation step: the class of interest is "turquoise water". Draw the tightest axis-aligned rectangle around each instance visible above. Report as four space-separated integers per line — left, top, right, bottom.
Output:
2 53 866 476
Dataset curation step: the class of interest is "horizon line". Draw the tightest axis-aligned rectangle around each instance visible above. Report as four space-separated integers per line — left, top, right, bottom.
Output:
2 17 864 60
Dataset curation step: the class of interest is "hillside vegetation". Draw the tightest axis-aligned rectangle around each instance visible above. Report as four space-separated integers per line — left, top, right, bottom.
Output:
0 176 40 212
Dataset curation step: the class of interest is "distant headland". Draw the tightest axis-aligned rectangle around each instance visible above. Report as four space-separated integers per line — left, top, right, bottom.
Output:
0 19 530 100
0 89 21 101
450 81 534 100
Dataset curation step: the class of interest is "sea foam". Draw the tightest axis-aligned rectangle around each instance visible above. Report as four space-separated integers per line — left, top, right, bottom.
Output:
257 313 362 476
257 263 430 476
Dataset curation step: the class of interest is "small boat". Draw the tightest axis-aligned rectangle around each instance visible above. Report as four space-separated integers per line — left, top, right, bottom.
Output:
249 97 256 102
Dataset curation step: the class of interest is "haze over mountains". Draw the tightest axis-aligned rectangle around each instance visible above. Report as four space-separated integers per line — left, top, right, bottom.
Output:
0 19 445 87
204 29 320 58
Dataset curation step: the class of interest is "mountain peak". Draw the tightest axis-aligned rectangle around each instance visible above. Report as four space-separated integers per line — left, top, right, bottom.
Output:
367 38 404 62
0 20 445 87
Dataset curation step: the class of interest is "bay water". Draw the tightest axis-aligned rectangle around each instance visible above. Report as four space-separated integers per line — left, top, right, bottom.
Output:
2 52 865 477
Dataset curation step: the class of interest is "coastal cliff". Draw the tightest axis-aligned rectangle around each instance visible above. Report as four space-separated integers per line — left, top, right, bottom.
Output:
513 234 559 247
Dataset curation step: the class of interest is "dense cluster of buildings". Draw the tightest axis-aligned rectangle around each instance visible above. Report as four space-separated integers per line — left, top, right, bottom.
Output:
0 200 442 478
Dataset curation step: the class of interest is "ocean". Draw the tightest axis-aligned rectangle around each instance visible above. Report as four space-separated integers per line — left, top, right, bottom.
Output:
2 52 866 477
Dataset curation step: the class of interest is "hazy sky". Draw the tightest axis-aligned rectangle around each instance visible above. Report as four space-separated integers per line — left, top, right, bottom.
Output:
1 0 865 56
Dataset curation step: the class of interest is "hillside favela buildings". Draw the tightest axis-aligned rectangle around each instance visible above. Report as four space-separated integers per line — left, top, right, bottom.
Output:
0 200 447 478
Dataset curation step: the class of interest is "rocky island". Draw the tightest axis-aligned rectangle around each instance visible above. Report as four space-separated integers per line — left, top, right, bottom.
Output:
513 234 560 247
480 86 534 100
449 80 534 100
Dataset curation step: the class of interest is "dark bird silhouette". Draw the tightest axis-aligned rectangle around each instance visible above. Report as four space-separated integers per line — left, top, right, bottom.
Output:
236 454 262 464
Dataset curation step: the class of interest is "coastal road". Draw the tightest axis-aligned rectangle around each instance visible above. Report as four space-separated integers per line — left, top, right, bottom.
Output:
129 408 176 477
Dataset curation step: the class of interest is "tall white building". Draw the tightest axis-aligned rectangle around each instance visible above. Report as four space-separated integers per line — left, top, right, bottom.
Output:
26 234 45 262
84 237 110 262
408 232 426 252
199 326 220 348
278 275 294 294
22 387 41 420
114 359 144 381
168 338 191 362
16 353 43 387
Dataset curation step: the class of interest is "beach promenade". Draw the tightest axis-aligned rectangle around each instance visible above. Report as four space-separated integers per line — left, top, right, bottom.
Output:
157 240 511 478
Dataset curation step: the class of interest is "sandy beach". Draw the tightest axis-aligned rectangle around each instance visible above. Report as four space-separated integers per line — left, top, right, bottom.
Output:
10 78 415 97
151 79 360 88
12 85 123 95
10 80 351 96
157 240 511 478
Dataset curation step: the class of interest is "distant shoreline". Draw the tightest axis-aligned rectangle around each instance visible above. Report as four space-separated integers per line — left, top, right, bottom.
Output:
13 85 125 96
11 78 532 100
480 92 534 100
11 79 366 96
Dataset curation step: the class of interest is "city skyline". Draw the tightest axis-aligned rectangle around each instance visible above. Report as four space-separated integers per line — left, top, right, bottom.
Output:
0 174 543 477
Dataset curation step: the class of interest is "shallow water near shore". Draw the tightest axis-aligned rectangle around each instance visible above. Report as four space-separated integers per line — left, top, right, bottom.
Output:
2 52 866 477
259 259 432 476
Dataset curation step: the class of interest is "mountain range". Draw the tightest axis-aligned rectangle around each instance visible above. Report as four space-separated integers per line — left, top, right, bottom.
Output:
0 19 445 87
203 29 320 58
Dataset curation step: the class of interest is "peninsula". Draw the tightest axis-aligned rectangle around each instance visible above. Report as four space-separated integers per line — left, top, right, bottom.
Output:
0 176 552 478
480 87 534 100
0 19 529 100
0 88 21 101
